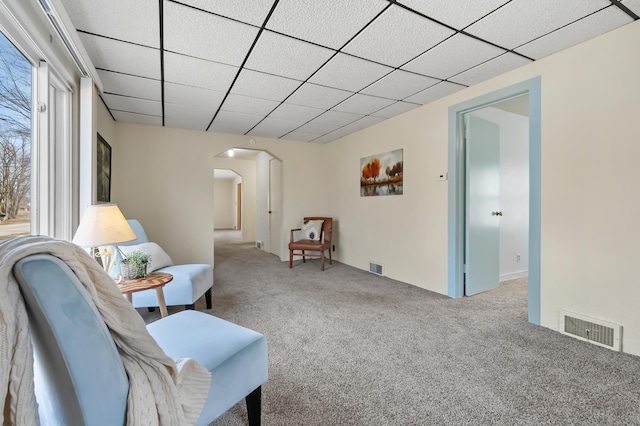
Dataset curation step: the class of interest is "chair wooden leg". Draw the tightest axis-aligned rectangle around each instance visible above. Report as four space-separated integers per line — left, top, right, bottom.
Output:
205 288 212 309
289 250 293 268
321 250 325 271
246 386 261 426
302 250 306 263
329 248 332 265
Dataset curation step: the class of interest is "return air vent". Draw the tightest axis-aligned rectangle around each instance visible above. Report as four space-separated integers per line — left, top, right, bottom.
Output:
369 262 384 276
559 310 621 351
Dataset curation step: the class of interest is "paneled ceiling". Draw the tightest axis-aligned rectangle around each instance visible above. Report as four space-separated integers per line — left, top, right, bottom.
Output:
59 0 638 143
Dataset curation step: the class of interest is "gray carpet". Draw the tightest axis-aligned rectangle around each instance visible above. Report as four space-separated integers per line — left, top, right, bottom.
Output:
141 231 640 425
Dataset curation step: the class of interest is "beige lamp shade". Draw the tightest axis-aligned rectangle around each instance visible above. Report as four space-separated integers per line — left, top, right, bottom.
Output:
72 204 136 247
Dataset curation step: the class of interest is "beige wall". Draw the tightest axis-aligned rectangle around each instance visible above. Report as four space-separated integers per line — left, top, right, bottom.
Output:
215 157 257 243
99 20 640 355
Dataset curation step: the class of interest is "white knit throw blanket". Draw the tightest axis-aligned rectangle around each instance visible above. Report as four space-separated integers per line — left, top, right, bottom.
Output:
0 236 211 425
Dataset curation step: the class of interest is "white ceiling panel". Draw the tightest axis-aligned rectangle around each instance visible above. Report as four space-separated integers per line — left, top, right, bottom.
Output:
332 94 396 115
313 115 388 143
286 83 353 109
516 7 633 60
78 33 160 79
266 0 387 49
449 53 531 87
297 110 364 134
402 34 505 80
284 130 325 142
164 1 258 66
398 0 511 30
250 117 305 139
97 70 161 101
61 0 160 47
622 0 640 14
221 94 280 116
309 53 392 92
164 82 225 111
245 31 335 81
164 52 238 91
209 111 264 135
111 110 163 126
371 101 420 119
101 94 162 116
404 81 465 104
361 70 440 100
465 0 612 50
342 6 455 67
176 0 274 26
164 104 216 130
231 69 300 102
269 103 325 123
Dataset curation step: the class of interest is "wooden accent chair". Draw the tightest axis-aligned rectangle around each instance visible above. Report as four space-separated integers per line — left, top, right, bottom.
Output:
289 217 333 271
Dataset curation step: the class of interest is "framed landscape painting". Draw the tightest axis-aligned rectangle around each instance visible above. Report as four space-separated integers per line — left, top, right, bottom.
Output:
97 134 111 202
360 149 403 197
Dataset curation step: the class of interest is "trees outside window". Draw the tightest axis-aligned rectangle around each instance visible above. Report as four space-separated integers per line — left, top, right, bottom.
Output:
0 31 31 238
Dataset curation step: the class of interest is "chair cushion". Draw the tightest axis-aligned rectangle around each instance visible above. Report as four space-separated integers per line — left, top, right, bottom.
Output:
130 264 212 307
147 310 268 425
301 219 323 241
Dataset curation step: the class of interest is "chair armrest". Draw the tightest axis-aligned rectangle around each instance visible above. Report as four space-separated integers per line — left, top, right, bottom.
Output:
290 228 301 243
322 229 332 243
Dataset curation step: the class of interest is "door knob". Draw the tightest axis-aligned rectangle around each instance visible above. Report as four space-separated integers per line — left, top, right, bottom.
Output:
492 211 503 216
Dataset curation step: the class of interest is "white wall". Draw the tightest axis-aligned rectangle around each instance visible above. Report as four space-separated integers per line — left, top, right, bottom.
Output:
101 21 640 356
213 178 235 229
214 157 257 243
471 107 529 281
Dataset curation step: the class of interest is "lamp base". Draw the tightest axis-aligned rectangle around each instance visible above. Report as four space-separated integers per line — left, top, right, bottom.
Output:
97 245 116 275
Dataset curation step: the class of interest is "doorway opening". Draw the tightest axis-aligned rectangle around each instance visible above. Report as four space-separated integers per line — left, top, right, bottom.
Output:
448 77 541 325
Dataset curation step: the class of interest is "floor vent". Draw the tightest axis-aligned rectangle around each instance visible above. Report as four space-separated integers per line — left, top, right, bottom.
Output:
369 262 384 276
560 310 621 351
255 241 262 249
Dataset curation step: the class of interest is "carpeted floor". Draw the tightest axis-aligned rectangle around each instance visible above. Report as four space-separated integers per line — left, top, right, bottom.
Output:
140 230 640 425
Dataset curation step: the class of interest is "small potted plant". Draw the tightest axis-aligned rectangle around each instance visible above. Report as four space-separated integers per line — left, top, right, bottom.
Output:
121 249 151 279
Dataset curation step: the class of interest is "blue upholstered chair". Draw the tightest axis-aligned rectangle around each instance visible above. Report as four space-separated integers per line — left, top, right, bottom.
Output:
13 254 268 425
111 219 213 311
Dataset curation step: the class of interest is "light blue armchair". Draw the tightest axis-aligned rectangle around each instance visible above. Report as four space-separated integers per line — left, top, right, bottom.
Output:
111 219 213 311
13 253 268 425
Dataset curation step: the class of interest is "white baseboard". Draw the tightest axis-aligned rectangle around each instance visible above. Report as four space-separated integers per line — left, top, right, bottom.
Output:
500 270 528 281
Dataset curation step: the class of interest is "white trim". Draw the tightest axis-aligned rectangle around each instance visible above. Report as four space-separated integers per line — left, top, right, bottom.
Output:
500 270 528 281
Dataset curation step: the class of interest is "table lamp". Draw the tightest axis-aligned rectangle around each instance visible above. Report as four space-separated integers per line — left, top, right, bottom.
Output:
72 204 137 274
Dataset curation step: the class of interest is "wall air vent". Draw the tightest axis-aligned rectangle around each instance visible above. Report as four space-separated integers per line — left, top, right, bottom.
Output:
255 241 262 249
369 262 384 276
559 310 621 351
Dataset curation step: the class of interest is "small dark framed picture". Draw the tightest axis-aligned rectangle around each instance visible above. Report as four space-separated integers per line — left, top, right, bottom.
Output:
97 134 111 202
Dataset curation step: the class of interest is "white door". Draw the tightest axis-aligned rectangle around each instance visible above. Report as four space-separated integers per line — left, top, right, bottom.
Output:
269 159 283 258
465 114 501 295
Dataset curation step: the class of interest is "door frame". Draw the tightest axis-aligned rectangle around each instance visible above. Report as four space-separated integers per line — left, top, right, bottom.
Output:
447 77 541 325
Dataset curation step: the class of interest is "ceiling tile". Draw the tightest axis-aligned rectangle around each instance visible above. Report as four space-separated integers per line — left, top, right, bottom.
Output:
209 110 264 135
284 130 325 142
371 101 420 118
61 0 160 47
102 93 162 116
112 110 163 126
176 0 274 26
342 5 455 67
97 70 161 101
622 0 640 15
402 34 505 80
332 94 396 115
449 53 532 86
404 81 465 104
269 103 325 123
297 110 364 134
164 82 225 111
313 116 388 143
515 7 633 60
221 94 281 116
78 33 160 79
266 0 387 49
465 0 612 50
164 104 216 130
361 70 440 100
164 52 238 91
398 0 511 30
308 53 393 92
286 83 353 109
231 69 301 102
164 1 258 66
250 117 304 139
245 31 335 81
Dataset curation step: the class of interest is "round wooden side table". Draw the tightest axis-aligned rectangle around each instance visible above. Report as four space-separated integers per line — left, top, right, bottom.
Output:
117 272 173 317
